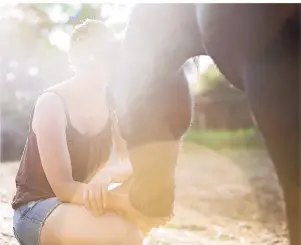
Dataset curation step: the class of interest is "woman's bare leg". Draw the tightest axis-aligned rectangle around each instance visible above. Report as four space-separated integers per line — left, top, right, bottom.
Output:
40 203 143 245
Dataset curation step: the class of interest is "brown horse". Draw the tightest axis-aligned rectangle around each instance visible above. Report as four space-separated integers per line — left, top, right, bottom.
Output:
109 4 300 245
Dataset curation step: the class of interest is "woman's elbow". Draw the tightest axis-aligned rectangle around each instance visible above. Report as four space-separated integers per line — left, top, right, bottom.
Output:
50 182 68 201
50 180 83 203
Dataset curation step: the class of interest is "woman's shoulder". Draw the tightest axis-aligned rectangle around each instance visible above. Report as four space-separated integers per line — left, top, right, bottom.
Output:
37 79 75 108
42 79 73 96
32 90 68 134
34 93 66 121
34 80 73 119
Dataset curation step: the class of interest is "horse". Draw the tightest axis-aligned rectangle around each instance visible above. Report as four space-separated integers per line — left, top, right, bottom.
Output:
109 4 300 245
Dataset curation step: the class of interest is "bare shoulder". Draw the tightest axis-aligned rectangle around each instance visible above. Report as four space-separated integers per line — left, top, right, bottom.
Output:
35 79 73 115
44 78 73 95
32 91 67 134
35 92 64 114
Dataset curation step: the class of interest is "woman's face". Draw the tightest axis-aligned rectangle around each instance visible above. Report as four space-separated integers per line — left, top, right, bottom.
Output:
80 38 120 86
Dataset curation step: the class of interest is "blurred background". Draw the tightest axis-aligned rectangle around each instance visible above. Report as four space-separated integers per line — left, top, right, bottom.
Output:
0 3 287 245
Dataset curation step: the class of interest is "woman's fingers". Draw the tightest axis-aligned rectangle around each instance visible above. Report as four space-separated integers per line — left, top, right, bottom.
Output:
83 187 90 211
101 187 108 209
83 186 103 215
88 189 99 215
94 187 103 214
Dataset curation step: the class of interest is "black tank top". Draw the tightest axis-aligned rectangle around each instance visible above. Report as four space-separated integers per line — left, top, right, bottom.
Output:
12 91 112 210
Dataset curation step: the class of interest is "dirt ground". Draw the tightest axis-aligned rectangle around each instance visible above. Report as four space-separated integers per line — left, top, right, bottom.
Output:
0 143 288 244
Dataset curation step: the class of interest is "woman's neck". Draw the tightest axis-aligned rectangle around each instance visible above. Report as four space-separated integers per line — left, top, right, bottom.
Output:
73 72 107 96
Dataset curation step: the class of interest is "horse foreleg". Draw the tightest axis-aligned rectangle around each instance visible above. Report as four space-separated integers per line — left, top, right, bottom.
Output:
242 18 300 245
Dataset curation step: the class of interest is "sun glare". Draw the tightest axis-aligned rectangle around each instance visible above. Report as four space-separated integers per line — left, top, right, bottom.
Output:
48 4 69 23
47 4 134 52
185 56 214 85
49 28 70 52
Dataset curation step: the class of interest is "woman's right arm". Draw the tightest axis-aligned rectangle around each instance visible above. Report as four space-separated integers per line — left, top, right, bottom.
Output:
32 93 86 205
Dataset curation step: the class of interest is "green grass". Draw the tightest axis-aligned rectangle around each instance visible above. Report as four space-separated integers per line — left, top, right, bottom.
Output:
183 128 265 149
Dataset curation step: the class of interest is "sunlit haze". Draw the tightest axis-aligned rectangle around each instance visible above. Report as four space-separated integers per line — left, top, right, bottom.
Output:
46 3 212 78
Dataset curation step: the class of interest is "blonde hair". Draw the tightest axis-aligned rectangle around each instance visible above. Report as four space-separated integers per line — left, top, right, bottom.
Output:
68 19 118 70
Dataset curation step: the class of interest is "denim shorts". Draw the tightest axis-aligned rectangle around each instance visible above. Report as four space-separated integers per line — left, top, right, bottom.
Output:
13 198 62 245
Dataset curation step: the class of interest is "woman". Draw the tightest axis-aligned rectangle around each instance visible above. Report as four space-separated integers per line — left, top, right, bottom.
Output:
11 19 154 245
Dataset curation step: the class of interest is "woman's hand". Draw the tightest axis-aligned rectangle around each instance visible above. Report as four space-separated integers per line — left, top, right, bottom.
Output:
83 171 112 216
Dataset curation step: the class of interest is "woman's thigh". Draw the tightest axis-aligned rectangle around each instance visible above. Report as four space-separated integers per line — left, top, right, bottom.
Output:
40 202 143 245
13 198 143 245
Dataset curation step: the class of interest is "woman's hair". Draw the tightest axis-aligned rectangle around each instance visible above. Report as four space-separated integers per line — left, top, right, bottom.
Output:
69 19 118 69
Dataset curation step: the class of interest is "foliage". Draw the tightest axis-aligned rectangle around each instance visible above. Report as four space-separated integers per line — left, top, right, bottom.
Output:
193 63 226 94
200 64 223 89
184 128 265 149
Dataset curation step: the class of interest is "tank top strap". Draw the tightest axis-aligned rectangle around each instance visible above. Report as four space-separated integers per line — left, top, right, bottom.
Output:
39 90 72 126
106 88 114 121
106 88 113 108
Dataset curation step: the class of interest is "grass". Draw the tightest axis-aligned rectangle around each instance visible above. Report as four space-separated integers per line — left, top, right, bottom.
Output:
183 128 265 150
